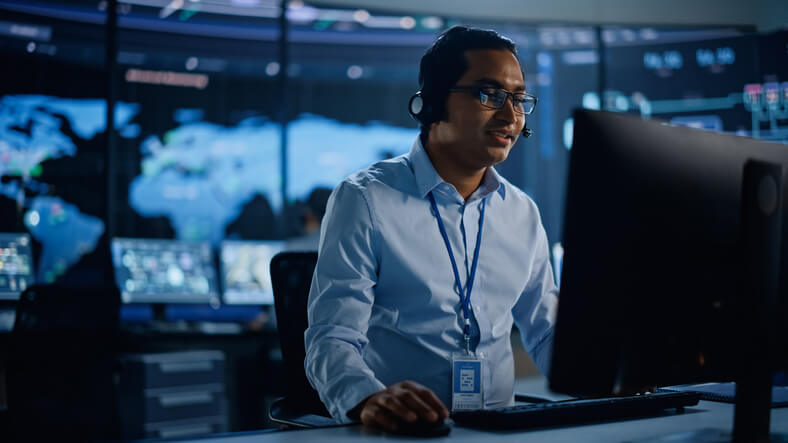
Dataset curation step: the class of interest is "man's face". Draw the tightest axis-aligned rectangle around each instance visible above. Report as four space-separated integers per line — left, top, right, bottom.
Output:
429 49 526 170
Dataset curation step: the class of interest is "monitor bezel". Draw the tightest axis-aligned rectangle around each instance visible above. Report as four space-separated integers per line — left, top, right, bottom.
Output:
111 237 220 305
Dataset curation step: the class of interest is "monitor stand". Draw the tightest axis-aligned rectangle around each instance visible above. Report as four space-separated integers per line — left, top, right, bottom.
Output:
152 303 167 323
635 160 787 442
149 302 188 333
732 160 784 443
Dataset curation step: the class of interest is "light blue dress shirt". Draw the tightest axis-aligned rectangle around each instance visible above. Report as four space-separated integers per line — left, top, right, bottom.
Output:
304 138 558 423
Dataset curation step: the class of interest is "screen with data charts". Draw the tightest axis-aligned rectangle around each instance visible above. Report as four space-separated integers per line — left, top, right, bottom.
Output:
111 237 219 304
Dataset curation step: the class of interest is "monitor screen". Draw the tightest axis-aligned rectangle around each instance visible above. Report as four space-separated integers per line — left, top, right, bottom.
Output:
551 110 788 397
0 233 34 300
111 238 219 304
220 240 284 305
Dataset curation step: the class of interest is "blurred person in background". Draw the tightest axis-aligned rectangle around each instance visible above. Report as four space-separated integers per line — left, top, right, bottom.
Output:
286 186 332 251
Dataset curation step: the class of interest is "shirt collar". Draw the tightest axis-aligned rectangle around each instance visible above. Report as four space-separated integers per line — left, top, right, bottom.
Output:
410 138 443 199
409 137 506 201
476 166 506 201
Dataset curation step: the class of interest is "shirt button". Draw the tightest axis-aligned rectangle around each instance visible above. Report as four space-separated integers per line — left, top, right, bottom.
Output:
476 306 481 312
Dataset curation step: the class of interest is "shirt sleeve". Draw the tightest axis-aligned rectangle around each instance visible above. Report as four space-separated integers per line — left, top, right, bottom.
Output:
511 209 559 378
304 180 386 423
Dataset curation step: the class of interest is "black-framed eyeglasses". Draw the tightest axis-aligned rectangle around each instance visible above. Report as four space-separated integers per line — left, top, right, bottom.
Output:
449 86 537 115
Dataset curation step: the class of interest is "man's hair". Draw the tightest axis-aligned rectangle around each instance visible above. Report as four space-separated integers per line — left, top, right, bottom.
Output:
417 26 519 137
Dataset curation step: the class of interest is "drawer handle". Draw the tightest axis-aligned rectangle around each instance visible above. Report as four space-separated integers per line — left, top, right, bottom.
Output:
159 424 213 438
159 361 213 373
159 392 214 407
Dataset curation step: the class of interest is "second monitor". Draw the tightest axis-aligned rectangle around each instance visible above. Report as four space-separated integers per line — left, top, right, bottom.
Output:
220 240 284 305
111 238 220 305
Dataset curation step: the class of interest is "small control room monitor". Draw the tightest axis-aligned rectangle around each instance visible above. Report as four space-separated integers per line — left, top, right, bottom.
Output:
550 110 788 440
111 238 220 305
220 240 284 305
0 232 34 301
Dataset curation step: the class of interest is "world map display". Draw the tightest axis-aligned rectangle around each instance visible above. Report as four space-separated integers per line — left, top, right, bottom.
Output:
129 117 282 245
0 94 418 283
286 115 418 200
129 113 417 244
0 95 139 283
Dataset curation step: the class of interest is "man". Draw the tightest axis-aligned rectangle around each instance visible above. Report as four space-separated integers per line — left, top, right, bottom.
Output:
304 26 558 430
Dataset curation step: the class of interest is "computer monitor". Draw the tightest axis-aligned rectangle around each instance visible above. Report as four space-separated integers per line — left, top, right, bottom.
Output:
219 240 284 305
111 238 219 305
550 110 787 440
0 233 34 301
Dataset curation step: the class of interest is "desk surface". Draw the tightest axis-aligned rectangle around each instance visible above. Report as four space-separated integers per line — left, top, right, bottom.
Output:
170 400 788 443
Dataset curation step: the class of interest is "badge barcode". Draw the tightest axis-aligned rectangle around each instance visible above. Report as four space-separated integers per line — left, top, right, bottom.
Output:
455 403 480 410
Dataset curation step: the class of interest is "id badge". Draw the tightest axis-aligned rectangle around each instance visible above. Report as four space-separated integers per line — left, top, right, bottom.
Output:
451 352 484 411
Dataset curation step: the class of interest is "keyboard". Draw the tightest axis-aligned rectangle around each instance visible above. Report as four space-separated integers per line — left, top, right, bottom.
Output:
451 391 700 429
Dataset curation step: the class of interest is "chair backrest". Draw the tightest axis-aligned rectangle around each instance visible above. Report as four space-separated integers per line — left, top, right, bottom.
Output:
270 251 329 416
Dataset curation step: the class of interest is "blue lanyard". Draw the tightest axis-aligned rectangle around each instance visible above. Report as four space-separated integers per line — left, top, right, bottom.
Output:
428 191 486 354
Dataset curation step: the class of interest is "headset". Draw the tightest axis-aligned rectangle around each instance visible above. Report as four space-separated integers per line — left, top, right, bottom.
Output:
408 91 533 138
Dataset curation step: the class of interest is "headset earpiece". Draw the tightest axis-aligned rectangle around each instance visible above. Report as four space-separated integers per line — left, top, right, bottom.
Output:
408 92 429 124
409 92 424 117
522 126 533 138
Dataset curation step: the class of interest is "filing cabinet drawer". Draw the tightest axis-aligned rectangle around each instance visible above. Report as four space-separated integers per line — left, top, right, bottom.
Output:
143 415 227 439
119 350 225 389
143 384 226 423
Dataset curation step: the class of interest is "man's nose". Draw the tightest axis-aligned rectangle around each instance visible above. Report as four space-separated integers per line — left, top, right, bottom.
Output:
495 96 519 123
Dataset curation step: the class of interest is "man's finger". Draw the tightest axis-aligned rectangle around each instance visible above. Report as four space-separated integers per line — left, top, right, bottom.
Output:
361 404 398 431
413 386 449 419
400 380 425 391
399 389 437 420
359 403 378 426
375 393 417 422
398 381 449 419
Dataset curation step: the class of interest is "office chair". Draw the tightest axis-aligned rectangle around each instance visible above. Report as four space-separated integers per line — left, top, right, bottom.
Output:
269 251 340 428
6 284 122 440
267 251 551 428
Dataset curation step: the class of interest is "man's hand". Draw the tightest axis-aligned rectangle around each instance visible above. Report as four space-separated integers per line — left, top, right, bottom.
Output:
354 381 449 431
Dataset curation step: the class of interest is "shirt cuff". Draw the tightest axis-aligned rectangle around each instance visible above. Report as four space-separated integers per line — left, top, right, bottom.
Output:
329 376 387 424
